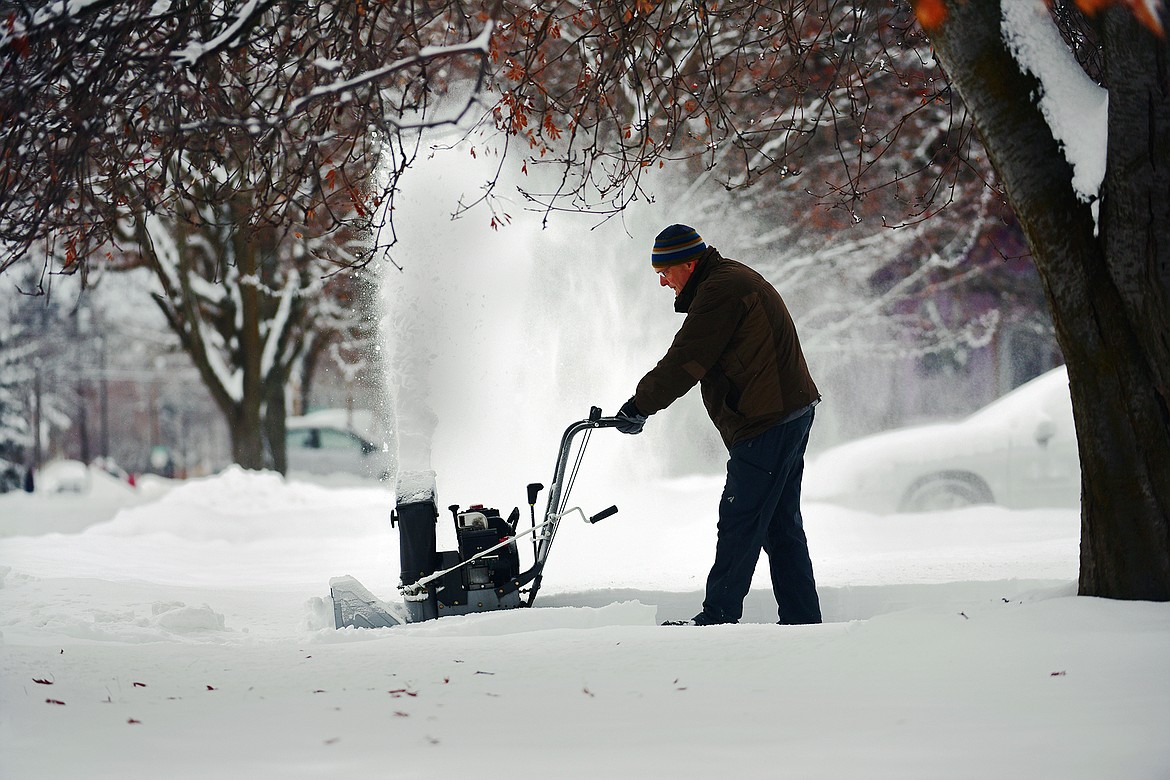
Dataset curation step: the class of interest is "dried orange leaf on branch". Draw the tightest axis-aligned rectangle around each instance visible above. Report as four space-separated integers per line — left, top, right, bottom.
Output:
1076 0 1165 33
913 0 946 30
914 0 1164 36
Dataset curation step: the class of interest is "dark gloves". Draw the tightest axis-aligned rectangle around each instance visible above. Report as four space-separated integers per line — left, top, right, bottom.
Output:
615 398 648 435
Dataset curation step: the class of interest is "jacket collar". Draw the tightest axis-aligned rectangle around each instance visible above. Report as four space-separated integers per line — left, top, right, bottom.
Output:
675 247 722 313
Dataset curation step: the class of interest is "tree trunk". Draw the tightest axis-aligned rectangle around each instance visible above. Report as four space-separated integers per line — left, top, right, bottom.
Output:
233 224 267 471
929 0 1170 599
298 331 328 415
1088 8 1170 597
264 373 288 475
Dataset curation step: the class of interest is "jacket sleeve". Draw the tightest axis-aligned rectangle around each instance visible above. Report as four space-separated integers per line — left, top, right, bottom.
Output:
633 286 745 415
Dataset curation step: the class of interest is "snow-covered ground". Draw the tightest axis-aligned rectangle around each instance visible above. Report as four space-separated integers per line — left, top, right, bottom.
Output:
2 467 1167 779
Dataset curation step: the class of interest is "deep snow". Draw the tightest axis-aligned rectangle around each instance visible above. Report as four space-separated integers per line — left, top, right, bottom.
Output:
2 468 1168 779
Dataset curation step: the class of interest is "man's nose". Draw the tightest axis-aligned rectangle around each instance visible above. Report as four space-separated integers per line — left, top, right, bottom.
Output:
659 274 669 287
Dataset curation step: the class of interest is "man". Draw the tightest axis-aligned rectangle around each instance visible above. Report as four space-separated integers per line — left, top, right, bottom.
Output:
616 224 822 626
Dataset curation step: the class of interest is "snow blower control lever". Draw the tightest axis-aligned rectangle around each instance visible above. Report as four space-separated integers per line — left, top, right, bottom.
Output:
328 407 623 629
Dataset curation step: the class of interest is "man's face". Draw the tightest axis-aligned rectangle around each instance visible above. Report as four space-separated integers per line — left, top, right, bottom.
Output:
657 260 696 296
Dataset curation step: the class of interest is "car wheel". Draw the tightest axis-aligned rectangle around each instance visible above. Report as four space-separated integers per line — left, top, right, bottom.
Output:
899 471 994 512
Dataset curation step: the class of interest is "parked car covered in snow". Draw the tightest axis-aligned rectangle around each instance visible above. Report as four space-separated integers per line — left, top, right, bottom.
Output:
37 459 92 494
803 366 1079 513
285 409 392 481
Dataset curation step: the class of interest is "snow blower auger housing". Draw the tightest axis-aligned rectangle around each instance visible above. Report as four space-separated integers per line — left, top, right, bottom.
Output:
329 407 622 629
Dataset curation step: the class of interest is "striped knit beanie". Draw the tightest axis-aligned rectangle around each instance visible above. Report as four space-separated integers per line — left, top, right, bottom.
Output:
652 224 706 268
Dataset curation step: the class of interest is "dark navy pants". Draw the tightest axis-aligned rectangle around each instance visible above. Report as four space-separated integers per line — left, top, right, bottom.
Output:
702 407 821 625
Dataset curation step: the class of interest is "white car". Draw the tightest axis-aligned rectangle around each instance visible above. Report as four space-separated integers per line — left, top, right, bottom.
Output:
803 366 1080 512
285 409 392 481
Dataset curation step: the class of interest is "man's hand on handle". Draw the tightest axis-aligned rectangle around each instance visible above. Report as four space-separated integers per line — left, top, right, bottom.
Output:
615 398 648 435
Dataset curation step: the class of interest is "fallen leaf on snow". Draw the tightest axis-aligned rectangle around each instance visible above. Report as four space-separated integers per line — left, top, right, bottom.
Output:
388 689 418 697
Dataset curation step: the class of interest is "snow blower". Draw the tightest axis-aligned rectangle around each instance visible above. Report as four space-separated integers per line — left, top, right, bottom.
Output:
328 407 623 629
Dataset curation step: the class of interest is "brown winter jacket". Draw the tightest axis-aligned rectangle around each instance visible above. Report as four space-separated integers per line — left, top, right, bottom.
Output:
633 247 820 448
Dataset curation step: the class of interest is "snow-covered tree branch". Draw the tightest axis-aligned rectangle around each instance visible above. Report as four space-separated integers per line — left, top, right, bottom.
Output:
0 0 495 273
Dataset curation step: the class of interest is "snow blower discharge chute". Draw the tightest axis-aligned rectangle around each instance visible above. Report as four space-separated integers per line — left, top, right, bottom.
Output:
328 407 623 629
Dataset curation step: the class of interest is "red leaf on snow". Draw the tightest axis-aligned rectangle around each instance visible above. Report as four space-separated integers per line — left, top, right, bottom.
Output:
32 678 53 685
1050 671 1067 677
133 682 147 688
46 699 66 706
394 711 410 717
387 689 418 697
206 685 217 691
128 718 141 724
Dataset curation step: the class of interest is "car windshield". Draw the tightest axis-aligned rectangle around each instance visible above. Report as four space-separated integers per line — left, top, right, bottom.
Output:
318 429 363 451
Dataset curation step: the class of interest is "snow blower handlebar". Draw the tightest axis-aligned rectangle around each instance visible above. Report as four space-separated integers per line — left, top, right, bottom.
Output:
524 407 624 604
586 504 619 524
534 410 622 550
535 409 624 517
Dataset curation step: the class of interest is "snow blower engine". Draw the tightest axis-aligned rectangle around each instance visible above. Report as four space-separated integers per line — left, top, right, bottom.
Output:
328 407 622 629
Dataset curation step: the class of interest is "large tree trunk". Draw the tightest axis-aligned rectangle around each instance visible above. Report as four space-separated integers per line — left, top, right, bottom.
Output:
232 223 267 471
264 373 288 475
928 0 1170 599
1090 8 1170 596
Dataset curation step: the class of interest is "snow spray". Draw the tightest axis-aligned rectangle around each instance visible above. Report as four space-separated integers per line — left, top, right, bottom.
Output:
377 143 726 515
